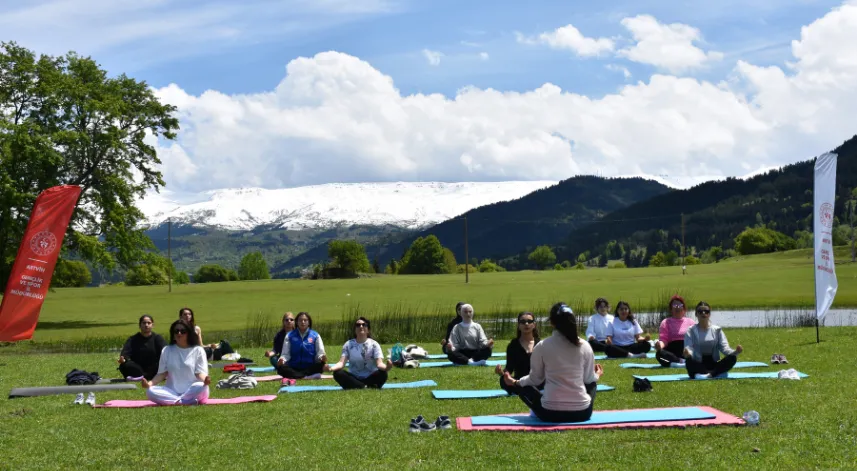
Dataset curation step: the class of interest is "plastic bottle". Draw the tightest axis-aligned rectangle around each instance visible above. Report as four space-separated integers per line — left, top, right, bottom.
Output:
743 410 760 425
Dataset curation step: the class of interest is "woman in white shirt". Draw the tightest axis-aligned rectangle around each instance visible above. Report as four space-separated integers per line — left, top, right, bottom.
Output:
683 302 743 379
326 317 393 389
142 320 210 405
502 302 604 423
585 298 613 352
605 301 652 358
447 304 495 366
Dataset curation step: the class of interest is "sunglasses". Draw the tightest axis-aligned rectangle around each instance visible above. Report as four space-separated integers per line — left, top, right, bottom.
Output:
355 323 368 328
173 329 188 335
672 303 685 309
518 319 535 325
697 309 711 315
284 318 295 322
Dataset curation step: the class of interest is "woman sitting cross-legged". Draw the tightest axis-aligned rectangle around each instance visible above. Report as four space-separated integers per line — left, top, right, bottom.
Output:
495 311 543 395
276 312 328 379
502 302 604 423
142 320 210 405
655 295 696 367
604 301 652 358
326 317 393 389
447 303 494 366
118 314 166 381
683 302 743 379
265 312 295 367
585 297 613 353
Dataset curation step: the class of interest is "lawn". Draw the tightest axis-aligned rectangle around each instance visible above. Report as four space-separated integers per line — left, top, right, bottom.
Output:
18 247 857 342
0 327 854 470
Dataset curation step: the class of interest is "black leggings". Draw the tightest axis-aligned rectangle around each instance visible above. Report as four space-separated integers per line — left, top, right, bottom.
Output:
516 381 597 423
277 362 324 379
499 375 544 395
118 361 157 380
588 339 608 352
605 341 651 358
333 369 388 389
685 354 737 378
447 347 493 365
656 340 685 367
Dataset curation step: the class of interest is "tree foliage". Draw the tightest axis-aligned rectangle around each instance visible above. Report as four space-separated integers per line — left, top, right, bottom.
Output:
0 42 178 289
528 245 556 270
327 240 371 276
734 227 797 255
400 235 449 274
238 251 271 280
52 259 92 287
194 264 239 283
442 248 457 274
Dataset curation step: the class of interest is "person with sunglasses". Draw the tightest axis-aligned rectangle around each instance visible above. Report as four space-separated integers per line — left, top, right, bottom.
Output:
265 312 295 367
326 317 393 389
655 295 696 367
683 302 743 379
447 303 494 365
277 312 328 379
604 301 652 358
142 320 210 405
585 298 613 352
495 312 542 395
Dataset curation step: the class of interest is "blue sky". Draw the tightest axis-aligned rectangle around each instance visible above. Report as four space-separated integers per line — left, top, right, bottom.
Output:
1 0 855 194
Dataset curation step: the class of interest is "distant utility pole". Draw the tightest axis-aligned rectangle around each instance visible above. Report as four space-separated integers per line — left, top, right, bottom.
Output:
168 218 172 293
464 215 469 284
681 213 686 275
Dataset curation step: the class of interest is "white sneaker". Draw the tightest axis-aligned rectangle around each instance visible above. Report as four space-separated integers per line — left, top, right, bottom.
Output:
694 373 711 380
73 393 84 405
84 392 96 406
305 373 322 380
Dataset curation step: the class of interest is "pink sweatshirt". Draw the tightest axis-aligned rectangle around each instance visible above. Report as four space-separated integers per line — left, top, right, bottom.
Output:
659 317 696 344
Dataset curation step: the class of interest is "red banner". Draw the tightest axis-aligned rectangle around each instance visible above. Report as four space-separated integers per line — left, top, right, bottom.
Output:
0 185 81 341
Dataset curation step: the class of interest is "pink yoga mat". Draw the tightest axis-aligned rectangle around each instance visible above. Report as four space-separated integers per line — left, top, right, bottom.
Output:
456 406 744 431
92 395 277 408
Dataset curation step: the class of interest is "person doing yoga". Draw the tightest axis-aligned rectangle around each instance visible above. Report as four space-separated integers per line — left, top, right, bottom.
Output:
441 301 466 355
142 320 210 405
118 315 166 380
178 307 232 360
683 302 743 379
495 311 542 395
326 317 393 389
276 312 328 379
585 298 613 352
655 295 696 367
447 303 494 365
604 301 652 358
265 312 295 367
502 302 603 423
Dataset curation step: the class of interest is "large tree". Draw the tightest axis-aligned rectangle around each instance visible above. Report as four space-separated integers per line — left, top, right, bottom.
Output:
400 235 448 274
238 251 271 280
0 42 178 289
528 245 557 270
327 240 371 276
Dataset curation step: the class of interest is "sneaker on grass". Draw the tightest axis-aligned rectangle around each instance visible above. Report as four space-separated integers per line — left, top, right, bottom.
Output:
434 416 452 430
85 392 96 406
73 393 84 405
410 416 436 433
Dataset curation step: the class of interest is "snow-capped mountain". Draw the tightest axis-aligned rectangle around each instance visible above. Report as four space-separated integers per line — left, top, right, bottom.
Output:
140 181 559 231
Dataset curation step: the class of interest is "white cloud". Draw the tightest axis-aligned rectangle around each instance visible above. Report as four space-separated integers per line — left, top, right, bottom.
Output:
517 24 615 57
606 64 632 79
152 2 857 193
422 49 443 66
479 52 490 61
618 15 724 73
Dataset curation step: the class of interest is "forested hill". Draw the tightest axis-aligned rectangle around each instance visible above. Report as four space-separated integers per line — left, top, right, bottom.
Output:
552 135 857 266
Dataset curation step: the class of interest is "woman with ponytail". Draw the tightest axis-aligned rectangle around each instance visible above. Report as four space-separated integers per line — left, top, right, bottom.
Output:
502 302 604 423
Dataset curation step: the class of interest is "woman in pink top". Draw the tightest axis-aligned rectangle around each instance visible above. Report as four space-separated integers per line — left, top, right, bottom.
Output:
655 295 696 367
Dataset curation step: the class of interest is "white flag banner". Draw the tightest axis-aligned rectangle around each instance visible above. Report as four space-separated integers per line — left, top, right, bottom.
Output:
813 152 838 322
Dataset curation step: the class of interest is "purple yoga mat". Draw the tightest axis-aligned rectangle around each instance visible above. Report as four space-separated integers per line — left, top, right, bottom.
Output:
92 395 277 408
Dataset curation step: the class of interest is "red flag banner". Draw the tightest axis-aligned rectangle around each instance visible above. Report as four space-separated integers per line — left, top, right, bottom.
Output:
0 185 82 341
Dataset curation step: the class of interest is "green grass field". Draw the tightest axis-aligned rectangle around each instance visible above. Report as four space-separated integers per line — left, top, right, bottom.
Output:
18 247 857 342
0 328 854 470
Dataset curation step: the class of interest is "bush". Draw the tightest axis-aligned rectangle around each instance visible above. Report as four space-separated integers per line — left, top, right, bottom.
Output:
125 265 168 286
52 259 92 287
574 262 585 270
609 261 627 269
554 263 563 270
478 260 505 273
735 227 797 255
194 264 238 283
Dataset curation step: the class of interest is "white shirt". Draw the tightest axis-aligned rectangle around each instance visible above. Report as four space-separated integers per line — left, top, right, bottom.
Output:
519 332 597 411
607 318 643 346
585 313 614 341
341 338 383 378
157 345 208 394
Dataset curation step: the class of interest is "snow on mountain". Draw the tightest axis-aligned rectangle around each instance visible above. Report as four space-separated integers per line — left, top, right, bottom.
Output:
140 181 559 231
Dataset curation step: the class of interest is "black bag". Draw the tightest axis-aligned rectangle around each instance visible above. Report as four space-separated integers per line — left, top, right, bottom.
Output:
633 377 652 392
65 369 101 385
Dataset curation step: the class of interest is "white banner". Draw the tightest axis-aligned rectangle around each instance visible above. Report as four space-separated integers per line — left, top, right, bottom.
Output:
813 152 838 322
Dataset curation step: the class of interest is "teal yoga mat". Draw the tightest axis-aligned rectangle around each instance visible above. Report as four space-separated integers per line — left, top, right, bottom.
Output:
247 366 276 373
417 359 506 368
424 353 506 360
594 352 655 360
620 361 769 369
470 406 715 426
431 385 615 399
633 371 808 382
278 380 437 393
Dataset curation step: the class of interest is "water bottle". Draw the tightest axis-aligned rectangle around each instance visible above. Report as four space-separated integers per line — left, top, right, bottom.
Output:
743 410 760 425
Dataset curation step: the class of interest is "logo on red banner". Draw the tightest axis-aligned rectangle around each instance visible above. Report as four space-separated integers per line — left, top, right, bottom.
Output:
29 230 58 257
820 202 834 228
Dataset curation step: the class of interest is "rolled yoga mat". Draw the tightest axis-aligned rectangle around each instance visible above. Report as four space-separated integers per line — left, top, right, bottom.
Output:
632 371 809 382
9 383 138 399
620 361 769 369
279 380 437 393
431 385 615 399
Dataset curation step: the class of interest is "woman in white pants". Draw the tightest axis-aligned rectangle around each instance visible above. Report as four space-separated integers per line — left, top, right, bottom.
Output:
142 319 211 405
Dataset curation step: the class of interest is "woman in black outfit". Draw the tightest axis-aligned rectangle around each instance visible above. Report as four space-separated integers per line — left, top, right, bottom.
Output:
441 301 466 355
118 315 166 380
495 311 542 394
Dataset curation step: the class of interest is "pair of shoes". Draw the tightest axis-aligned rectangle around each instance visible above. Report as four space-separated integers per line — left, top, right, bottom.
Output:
281 378 296 386
409 415 452 432
632 377 652 392
467 359 487 366
771 354 790 364
73 392 96 405
628 353 647 359
669 362 685 368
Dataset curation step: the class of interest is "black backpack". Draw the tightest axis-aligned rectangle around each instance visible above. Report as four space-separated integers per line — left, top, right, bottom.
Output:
633 377 653 392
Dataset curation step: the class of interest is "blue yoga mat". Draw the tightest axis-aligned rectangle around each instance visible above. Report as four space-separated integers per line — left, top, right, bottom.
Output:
247 366 276 373
418 359 506 368
425 353 506 360
471 406 715 426
633 371 809 382
594 352 655 360
620 361 769 370
278 380 437 393
432 385 615 399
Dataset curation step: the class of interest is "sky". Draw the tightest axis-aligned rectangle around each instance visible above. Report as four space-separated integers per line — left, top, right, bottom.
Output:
2 0 856 196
